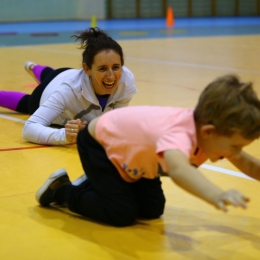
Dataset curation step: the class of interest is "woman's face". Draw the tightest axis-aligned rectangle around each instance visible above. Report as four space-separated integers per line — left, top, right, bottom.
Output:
83 49 123 95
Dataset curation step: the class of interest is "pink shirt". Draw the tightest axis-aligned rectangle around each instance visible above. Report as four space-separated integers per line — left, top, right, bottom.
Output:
95 106 208 182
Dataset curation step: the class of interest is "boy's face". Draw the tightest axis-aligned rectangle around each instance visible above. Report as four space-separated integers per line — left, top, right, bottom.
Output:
199 126 253 162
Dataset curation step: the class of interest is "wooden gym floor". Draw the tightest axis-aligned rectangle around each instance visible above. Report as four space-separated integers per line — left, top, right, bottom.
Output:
1 18 260 259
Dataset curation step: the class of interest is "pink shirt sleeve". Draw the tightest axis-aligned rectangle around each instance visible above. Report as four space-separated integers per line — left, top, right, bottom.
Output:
156 132 194 173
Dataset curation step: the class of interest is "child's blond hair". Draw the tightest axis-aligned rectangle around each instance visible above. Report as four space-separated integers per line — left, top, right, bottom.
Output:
194 75 260 139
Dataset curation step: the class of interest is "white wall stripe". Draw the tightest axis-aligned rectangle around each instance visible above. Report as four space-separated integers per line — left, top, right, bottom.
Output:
201 164 254 180
0 113 255 181
15 46 80 55
3 47 258 180
15 46 260 75
0 114 26 123
126 57 260 75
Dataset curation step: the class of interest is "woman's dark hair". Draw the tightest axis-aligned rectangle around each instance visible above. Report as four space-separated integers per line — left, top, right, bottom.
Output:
71 27 124 68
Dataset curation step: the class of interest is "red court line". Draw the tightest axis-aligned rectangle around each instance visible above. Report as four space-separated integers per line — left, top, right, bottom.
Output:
30 33 59 37
0 191 35 199
24 83 38 88
0 143 76 152
0 32 17 36
0 145 49 152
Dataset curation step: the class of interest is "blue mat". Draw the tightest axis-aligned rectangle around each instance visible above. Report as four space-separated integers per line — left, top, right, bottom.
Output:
0 17 260 47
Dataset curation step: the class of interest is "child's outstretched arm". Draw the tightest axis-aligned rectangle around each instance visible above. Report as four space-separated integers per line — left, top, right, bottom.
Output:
164 150 249 212
227 151 260 181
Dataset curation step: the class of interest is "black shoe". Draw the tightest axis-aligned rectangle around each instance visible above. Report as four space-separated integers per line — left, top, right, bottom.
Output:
35 168 71 207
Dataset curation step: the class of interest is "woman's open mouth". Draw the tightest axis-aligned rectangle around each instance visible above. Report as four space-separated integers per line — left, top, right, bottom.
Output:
103 81 115 89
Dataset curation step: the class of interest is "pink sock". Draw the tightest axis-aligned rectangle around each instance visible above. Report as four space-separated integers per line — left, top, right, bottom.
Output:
0 91 27 111
32 65 52 82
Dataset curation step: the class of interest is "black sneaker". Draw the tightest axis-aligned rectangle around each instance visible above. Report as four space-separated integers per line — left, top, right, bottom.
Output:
35 168 71 207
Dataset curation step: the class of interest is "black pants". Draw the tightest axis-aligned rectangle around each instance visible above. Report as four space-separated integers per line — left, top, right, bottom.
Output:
28 67 71 114
16 67 71 114
66 126 166 227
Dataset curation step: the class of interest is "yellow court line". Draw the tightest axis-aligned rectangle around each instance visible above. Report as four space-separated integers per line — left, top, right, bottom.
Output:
119 31 148 36
160 29 187 34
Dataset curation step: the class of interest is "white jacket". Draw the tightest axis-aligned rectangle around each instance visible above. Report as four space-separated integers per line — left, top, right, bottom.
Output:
23 66 137 145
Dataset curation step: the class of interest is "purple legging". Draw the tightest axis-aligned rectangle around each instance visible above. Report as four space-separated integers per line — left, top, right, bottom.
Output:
0 65 54 113
0 66 107 114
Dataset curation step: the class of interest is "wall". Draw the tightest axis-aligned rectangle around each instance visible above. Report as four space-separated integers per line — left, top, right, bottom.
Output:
1 0 258 23
0 0 105 23
109 0 260 19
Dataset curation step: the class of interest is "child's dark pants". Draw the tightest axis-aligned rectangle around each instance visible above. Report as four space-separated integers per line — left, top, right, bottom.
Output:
66 126 166 227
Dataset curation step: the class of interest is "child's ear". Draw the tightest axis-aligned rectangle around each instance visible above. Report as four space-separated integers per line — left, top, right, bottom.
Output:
83 63 91 76
200 125 216 139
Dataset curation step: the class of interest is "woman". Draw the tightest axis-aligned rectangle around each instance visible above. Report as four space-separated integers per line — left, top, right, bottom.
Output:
0 27 137 145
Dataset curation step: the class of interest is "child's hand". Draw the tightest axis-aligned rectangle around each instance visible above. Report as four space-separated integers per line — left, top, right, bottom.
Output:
214 190 250 212
65 119 88 142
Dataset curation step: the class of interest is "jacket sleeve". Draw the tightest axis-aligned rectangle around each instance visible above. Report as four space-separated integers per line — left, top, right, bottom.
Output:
113 97 133 109
113 66 137 109
22 86 73 145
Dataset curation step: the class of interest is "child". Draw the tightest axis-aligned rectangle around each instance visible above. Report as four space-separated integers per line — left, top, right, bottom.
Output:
36 74 260 227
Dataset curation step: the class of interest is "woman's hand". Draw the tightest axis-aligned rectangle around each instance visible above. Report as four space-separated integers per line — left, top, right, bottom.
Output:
65 119 88 142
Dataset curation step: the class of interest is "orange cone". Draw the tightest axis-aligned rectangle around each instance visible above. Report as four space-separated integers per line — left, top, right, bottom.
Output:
166 6 174 28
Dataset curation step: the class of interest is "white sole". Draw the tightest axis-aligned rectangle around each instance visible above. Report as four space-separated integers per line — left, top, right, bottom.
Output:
24 61 40 84
72 174 87 186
